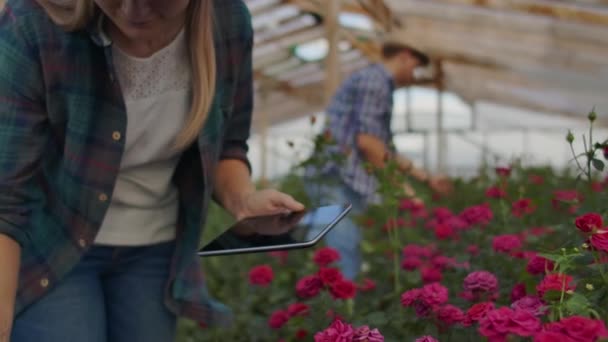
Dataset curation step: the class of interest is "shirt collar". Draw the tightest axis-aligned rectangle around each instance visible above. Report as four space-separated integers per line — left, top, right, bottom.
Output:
87 11 112 47
376 63 396 92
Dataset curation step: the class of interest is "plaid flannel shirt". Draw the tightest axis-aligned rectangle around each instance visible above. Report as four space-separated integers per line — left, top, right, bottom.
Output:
0 0 253 326
311 64 395 205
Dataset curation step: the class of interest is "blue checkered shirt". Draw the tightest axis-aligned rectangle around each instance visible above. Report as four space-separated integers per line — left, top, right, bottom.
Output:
308 64 395 205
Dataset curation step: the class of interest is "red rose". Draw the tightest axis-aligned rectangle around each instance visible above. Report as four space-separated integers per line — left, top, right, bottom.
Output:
295 329 309 340
575 213 603 233
436 304 465 326
402 244 434 258
248 265 274 286
534 331 576 342
604 146 608 160
432 255 455 270
591 182 604 193
546 316 608 342
401 257 423 271
313 247 341 267
536 273 575 299
526 256 555 275
467 245 480 256
329 279 357 300
479 307 513 340
591 232 608 252
296 275 323 299
268 310 290 329
434 223 455 240
552 190 583 213
511 283 527 302
415 336 439 342
358 278 376 292
421 267 443 283
492 234 523 253
529 175 544 185
318 268 343 285
463 271 498 293
486 186 507 199
512 198 536 218
509 309 542 337
466 302 495 324
496 167 511 177
287 303 310 317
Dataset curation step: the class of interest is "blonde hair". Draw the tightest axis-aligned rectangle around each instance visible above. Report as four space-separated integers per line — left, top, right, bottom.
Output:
37 0 216 149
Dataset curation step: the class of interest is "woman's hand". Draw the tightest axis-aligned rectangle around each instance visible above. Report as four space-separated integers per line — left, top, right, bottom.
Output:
0 235 20 342
233 189 305 221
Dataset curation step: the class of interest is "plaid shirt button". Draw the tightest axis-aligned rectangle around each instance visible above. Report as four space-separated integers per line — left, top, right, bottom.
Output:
112 131 121 141
98 193 108 202
40 278 49 288
78 238 87 248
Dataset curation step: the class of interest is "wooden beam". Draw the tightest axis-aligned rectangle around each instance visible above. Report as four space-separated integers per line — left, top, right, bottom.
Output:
324 0 341 104
432 0 608 26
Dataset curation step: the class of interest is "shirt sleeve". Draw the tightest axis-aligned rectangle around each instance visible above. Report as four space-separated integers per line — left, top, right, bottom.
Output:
353 72 392 142
219 2 253 173
0 8 48 246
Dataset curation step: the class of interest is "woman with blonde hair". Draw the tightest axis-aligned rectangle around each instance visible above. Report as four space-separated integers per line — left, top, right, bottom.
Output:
0 0 304 341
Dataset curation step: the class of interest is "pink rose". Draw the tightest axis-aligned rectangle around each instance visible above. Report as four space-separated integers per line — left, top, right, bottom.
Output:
527 256 555 275
314 320 355 342
401 289 421 307
401 257 423 271
461 204 494 226
511 283 527 302
248 265 274 286
492 235 523 253
536 273 575 299
313 247 340 267
575 213 603 233
511 296 547 316
546 316 608 342
467 245 480 256
436 304 465 326
432 256 455 270
479 307 513 340
421 267 443 283
420 283 449 306
534 331 576 342
508 309 542 337
402 244 434 258
444 216 469 231
268 310 290 329
464 271 498 293
318 268 343 285
296 275 323 299
353 325 384 342
591 232 608 253
433 207 453 220
415 336 439 342
529 175 544 185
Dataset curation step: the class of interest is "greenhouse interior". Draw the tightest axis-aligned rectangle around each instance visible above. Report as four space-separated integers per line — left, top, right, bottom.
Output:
1 0 608 341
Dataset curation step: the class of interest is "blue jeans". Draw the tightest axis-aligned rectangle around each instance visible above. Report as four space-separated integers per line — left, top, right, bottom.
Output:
305 179 366 280
12 241 177 342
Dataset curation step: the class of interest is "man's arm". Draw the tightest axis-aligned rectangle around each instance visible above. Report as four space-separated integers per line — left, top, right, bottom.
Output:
356 133 429 183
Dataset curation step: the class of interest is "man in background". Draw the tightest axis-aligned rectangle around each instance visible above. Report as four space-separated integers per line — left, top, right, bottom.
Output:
305 34 452 280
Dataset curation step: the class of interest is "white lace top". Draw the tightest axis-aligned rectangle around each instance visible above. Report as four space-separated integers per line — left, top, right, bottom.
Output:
94 28 192 246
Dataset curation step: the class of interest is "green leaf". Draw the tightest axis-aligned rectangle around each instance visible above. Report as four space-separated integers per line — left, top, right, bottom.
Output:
592 159 605 171
565 292 591 315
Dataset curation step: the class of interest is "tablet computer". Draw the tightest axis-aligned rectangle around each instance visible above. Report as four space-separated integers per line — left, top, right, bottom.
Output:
198 203 352 257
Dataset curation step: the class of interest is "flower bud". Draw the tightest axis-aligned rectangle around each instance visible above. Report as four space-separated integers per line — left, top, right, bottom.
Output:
586 283 594 291
588 109 597 122
566 290 574 295
582 243 590 249
566 131 575 144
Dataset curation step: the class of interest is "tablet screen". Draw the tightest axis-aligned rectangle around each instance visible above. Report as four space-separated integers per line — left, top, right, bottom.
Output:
198 204 351 256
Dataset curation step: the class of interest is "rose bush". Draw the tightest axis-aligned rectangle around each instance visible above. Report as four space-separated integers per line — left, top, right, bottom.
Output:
175 119 608 341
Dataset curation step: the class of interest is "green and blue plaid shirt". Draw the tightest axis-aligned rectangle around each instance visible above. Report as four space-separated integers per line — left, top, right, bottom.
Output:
0 0 253 326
